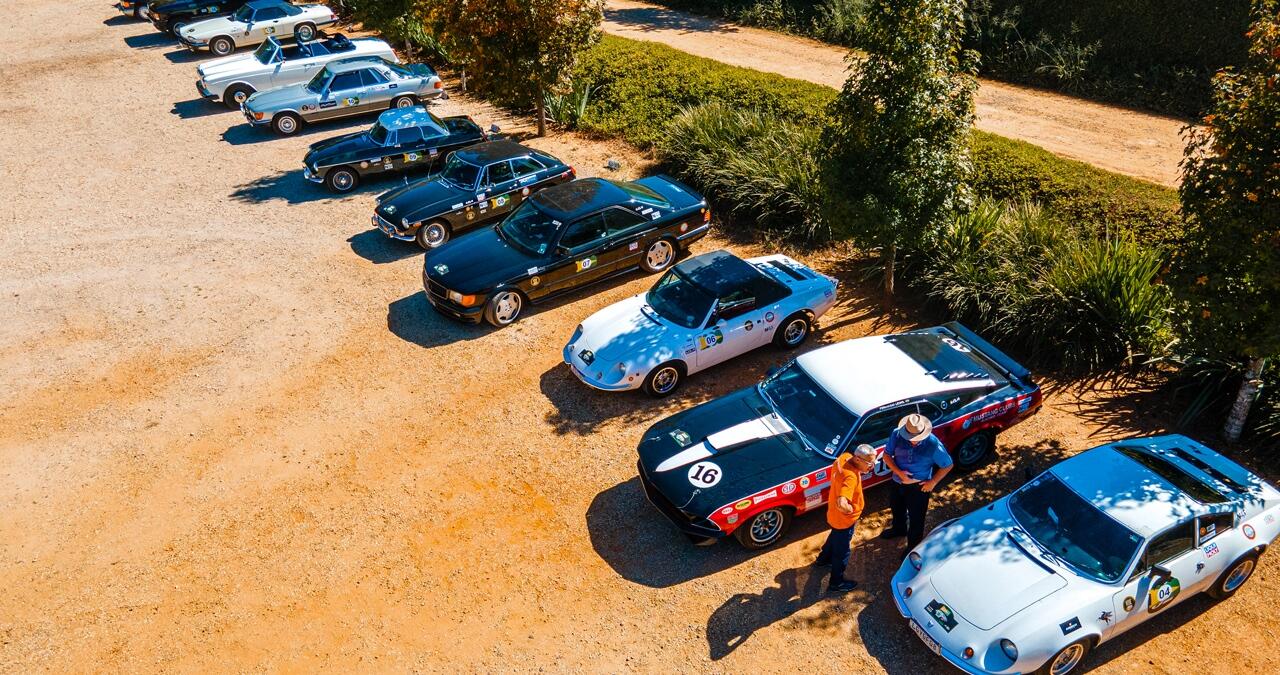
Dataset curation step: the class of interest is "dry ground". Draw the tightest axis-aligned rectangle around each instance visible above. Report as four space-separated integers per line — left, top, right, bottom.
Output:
1 1 1276 672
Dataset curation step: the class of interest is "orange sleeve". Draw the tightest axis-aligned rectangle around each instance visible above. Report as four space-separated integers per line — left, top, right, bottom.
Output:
843 472 865 521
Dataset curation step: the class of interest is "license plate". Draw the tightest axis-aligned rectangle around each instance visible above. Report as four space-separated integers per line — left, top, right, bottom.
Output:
910 620 941 655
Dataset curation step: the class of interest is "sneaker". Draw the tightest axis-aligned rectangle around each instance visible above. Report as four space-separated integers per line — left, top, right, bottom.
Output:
829 579 859 593
812 557 830 567
878 528 907 540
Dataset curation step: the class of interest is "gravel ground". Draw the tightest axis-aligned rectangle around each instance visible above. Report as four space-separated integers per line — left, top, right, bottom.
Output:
0 1 1276 672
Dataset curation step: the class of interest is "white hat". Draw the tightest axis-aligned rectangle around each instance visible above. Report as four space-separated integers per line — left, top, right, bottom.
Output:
897 413 932 442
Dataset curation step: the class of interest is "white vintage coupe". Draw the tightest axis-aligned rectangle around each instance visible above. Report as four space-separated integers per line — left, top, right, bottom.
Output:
892 434 1279 674
563 250 837 396
178 0 337 56
196 34 396 108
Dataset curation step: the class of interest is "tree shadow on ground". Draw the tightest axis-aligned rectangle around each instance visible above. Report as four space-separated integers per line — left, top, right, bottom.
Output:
348 229 420 265
171 98 225 120
124 32 171 49
604 6 741 35
386 291 486 349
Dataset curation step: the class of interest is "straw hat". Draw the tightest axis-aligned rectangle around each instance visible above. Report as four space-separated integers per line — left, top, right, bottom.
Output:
897 413 933 442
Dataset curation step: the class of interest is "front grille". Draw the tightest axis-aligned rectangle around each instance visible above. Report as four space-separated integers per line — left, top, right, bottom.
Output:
427 279 450 300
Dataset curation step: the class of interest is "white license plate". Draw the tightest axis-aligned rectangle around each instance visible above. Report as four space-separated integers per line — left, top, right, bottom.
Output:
911 620 941 655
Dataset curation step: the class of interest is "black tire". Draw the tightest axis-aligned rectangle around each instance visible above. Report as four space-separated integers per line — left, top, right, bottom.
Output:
772 312 811 349
391 95 417 109
271 111 302 136
1035 639 1092 675
294 22 316 42
639 238 677 274
324 166 360 193
1208 551 1260 600
209 35 235 56
133 5 142 18
222 84 255 110
954 430 995 470
642 361 684 398
483 289 524 327
734 507 793 550
415 221 451 250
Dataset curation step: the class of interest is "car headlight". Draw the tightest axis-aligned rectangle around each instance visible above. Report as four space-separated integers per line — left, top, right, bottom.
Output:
448 291 480 307
907 551 922 571
999 639 1018 661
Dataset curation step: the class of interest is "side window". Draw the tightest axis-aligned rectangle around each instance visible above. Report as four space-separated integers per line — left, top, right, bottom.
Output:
933 390 979 414
559 213 608 250
256 7 284 20
1138 520 1195 574
604 208 647 237
328 72 363 92
1197 512 1234 545
486 161 515 185
916 401 944 422
715 289 756 321
512 157 545 176
361 68 388 86
397 127 423 144
854 405 914 445
750 277 789 306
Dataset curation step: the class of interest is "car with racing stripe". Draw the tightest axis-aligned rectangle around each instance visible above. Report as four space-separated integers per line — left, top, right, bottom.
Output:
422 176 710 327
563 250 837 396
373 140 575 249
891 434 1279 675
197 34 397 109
177 0 337 56
637 322 1042 549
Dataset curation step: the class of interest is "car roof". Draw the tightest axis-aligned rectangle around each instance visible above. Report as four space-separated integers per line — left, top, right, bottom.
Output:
247 0 286 9
531 178 627 221
673 250 764 296
796 334 997 416
456 140 536 164
376 106 443 132
325 59 383 75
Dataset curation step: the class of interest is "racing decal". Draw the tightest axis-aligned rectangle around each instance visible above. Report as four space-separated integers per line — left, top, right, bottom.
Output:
744 321 754 332
734 499 752 511
765 311 775 323
959 398 1019 430
405 152 421 162
1148 577 1181 613
530 276 541 287
433 264 449 275
752 490 778 504
799 476 810 488
466 211 475 221
726 514 738 524
1123 596 1135 612
302 104 316 112
320 101 337 109
359 161 368 168
629 242 639 251
941 336 970 352
576 256 598 272
704 415 793 452
1059 616 1081 635
687 461 722 488
669 429 692 446
494 195 509 207
803 492 822 511
655 443 714 473
1243 524 1256 539
720 506 733 516
452 203 465 210
343 96 360 107
926 601 959 633
1266 513 1276 524
697 329 723 350
816 470 828 481
1099 610 1113 625
781 482 796 495
522 187 531 196
265 26 276 34
1203 542 1220 558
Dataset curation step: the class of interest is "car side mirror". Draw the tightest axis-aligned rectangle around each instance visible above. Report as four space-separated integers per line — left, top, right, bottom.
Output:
1150 564 1172 583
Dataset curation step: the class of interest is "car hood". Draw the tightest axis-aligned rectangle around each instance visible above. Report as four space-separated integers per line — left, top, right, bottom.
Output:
914 503 1068 630
577 293 677 361
422 226 539 294
377 178 468 224
306 131 376 164
182 16 237 39
638 386 812 516
197 53 260 81
245 84 308 112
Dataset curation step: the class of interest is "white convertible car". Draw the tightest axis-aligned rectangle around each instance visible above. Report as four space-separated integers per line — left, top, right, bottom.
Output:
563 250 837 396
892 434 1279 675
178 0 337 56
196 34 396 108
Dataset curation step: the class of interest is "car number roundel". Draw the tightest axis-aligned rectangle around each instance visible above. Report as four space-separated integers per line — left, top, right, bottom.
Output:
687 461 722 488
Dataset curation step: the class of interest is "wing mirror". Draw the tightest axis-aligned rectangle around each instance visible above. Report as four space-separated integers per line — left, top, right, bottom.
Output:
1150 564 1173 583
489 124 501 134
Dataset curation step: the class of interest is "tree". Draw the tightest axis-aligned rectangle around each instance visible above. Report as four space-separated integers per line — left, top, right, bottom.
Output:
820 0 978 299
444 0 603 137
1176 0 1280 442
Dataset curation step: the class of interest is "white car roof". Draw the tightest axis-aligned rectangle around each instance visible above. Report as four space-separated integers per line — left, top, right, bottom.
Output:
795 334 995 417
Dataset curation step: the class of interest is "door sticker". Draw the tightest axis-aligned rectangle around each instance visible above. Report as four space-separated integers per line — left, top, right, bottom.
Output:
1148 577 1181 613
343 97 360 107
265 26 275 34
575 256 597 272
493 195 509 207
697 329 724 350
405 152 420 162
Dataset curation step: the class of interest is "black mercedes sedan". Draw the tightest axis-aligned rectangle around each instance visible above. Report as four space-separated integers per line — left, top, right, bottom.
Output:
303 106 486 193
372 140 574 249
422 176 710 327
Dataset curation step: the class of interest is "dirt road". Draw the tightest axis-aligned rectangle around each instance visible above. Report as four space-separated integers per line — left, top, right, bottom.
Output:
1 0 1276 672
603 0 1187 187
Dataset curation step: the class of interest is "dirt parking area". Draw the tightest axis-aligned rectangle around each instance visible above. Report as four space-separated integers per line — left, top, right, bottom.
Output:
0 1 1276 672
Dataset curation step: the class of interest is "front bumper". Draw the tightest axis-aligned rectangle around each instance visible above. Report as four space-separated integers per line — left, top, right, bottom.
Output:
890 580 990 675
423 272 485 324
196 80 217 100
242 106 271 127
373 213 416 242
179 34 208 50
303 165 325 184
637 460 725 542
561 344 640 392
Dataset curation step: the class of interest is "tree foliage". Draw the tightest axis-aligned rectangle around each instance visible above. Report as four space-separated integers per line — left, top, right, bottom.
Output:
819 0 978 296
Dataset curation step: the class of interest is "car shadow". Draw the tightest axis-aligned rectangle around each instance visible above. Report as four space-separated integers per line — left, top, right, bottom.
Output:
171 98 225 119
229 168 382 205
348 229 420 265
103 15 137 26
386 291 486 349
124 33 172 49
220 117 368 146
163 48 206 64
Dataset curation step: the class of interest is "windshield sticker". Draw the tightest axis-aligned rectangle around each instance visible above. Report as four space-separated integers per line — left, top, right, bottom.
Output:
576 256 598 272
1148 577 1181 612
687 461 722 488
697 329 723 350
1059 616 1081 635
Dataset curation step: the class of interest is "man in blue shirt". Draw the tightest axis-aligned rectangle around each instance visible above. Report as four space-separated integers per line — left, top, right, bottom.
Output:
879 413 953 552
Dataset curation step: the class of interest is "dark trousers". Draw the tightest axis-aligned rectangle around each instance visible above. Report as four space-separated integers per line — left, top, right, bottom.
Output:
818 523 856 583
889 481 932 549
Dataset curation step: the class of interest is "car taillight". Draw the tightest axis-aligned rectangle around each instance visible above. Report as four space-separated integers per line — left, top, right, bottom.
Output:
702 208 711 224
434 81 443 89
568 167 576 178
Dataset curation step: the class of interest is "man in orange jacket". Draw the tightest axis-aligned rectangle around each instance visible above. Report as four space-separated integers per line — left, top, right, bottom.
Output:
815 443 877 593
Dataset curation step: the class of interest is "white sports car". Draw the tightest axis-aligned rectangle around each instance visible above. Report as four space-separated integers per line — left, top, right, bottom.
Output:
196 34 396 108
563 249 837 396
178 0 337 56
892 434 1279 675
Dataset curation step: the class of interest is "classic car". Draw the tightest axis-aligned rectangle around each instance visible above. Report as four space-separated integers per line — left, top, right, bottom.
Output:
303 107 486 192
892 434 1279 675
564 250 838 396
637 322 1042 549
373 140 574 249
177 0 337 56
242 58 444 136
116 0 154 19
146 0 250 33
422 176 710 327
197 34 397 108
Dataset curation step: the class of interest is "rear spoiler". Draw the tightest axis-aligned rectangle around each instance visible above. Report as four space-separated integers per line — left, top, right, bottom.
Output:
941 321 1032 384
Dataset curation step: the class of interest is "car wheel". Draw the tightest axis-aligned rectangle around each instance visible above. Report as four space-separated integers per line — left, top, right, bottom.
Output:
391 95 417 109
415 221 451 250
954 430 995 470
223 84 255 110
772 312 810 349
639 238 676 274
734 507 792 550
294 22 316 42
1208 551 1260 600
271 112 302 136
210 36 234 56
324 166 359 193
483 290 524 327
1036 639 1091 675
642 362 684 398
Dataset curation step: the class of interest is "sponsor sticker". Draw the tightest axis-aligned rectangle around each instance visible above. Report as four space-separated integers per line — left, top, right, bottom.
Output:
1244 524 1256 539
752 490 778 504
697 329 724 350
926 601 959 633
1059 616 1081 635
494 195 509 207
1099 611 1113 625
781 482 796 495
765 311 775 323
629 242 639 251
522 187 531 196
576 256 598 272
941 337 971 352
799 476 810 488
343 96 360 107
727 514 738 524
1148 577 1181 613
816 470 828 481
734 499 752 511
320 101 337 109
1123 596 1135 612
1203 542 1220 558
720 506 733 516
530 276 540 287
1266 513 1276 525
451 203 465 210
433 264 449 275
687 461 722 488
804 493 822 511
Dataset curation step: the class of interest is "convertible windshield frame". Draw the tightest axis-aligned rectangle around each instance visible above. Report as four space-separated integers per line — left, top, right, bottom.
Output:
645 268 715 329
305 68 331 94
757 362 859 458
232 5 253 22
253 41 278 65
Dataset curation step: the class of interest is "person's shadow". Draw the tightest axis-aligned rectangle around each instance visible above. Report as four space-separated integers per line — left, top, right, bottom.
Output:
705 565 830 659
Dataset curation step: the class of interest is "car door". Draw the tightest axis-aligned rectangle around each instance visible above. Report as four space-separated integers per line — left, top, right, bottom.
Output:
478 161 521 220
248 5 284 41
359 67 396 109
603 207 657 272
692 287 772 371
1108 519 1200 638
318 70 366 120
542 212 612 295
391 126 434 175
1191 511 1236 592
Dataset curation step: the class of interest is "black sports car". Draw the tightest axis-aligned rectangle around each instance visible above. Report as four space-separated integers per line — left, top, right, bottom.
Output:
422 176 710 327
147 0 250 33
373 140 575 249
303 107 486 193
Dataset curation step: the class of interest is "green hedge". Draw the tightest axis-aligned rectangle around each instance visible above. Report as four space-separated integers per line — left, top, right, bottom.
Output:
576 36 1181 243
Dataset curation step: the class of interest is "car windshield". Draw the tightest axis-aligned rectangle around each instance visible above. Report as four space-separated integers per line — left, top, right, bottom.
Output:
439 155 480 189
305 68 331 94
758 362 859 457
368 122 390 145
646 269 713 328
617 180 669 207
1009 473 1144 583
253 41 277 65
498 202 560 256
232 5 253 21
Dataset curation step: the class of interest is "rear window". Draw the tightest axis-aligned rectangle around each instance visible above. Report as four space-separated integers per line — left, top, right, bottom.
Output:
617 181 669 207
884 333 1002 384
1115 447 1230 504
